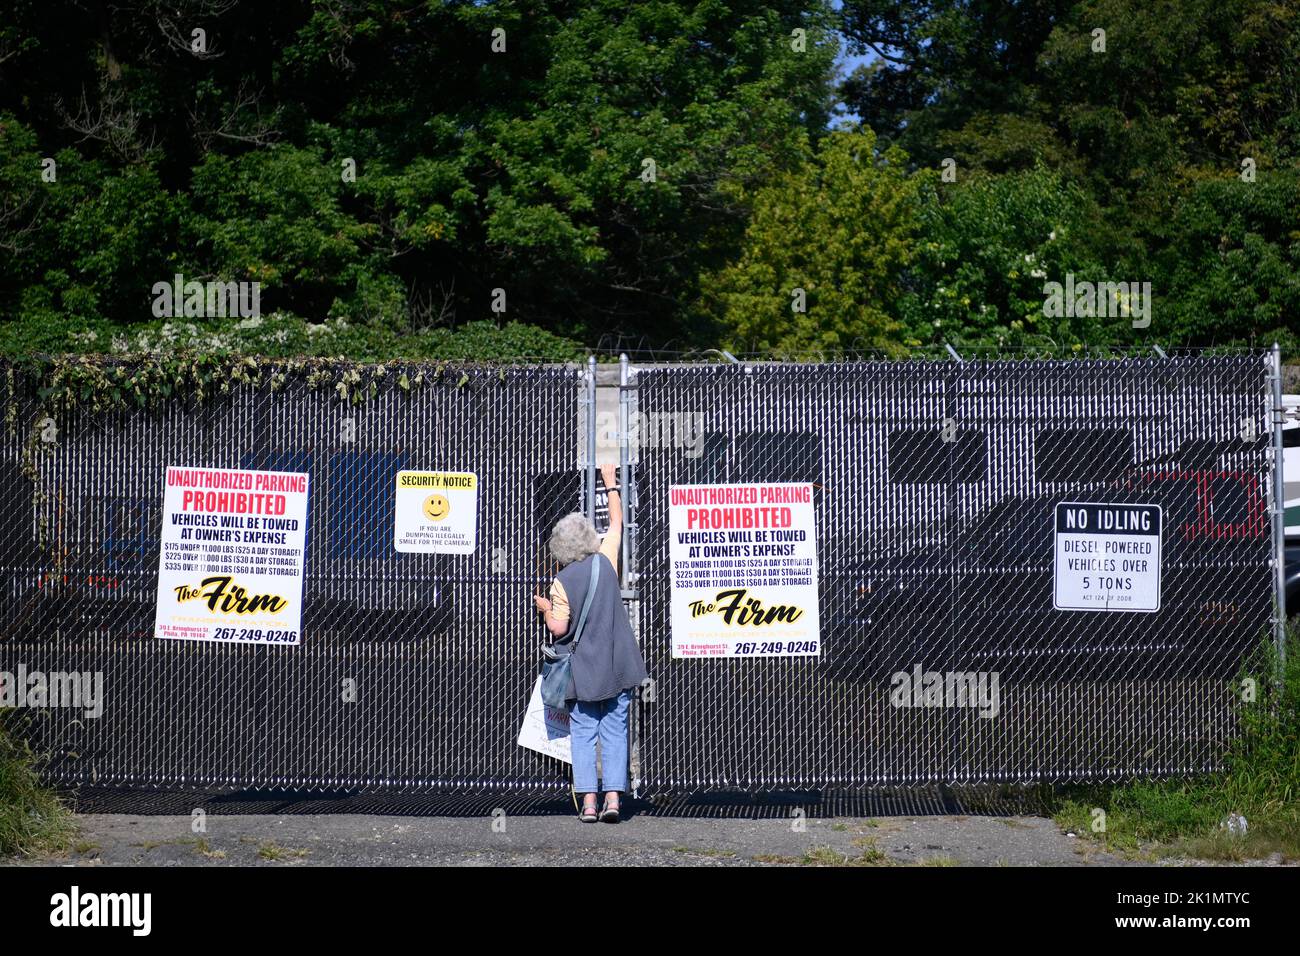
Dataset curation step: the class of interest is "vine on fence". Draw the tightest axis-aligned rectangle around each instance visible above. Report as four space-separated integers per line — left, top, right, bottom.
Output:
2 351 549 554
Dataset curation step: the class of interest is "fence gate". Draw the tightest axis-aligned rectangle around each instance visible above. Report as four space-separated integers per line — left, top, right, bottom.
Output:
0 353 1282 795
1 360 586 793
629 355 1278 792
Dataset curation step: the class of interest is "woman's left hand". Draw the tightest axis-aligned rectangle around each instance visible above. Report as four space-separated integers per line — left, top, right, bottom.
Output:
533 595 552 615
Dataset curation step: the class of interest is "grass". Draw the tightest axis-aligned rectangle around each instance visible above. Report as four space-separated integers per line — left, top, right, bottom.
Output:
0 714 75 858
676 842 738 858
671 845 737 858
194 837 226 860
130 835 230 860
800 845 853 865
1053 628 1300 862
850 835 891 863
784 838 957 867
793 839 894 867
257 840 310 861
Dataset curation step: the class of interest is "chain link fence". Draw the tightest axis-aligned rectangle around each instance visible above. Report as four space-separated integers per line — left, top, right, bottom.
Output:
0 359 585 792
631 354 1278 791
0 352 1282 795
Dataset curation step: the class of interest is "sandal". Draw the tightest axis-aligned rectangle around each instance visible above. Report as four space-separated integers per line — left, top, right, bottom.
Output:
580 798 599 823
600 795 621 823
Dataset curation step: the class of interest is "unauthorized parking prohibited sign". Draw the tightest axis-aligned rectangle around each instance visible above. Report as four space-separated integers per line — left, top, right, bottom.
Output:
1053 501 1162 612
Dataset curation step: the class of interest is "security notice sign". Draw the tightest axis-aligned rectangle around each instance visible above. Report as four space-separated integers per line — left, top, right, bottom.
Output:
1053 502 1162 612
668 483 820 658
394 471 478 553
155 466 309 645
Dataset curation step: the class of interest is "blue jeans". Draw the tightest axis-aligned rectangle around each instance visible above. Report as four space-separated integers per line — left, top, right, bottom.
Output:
569 689 631 794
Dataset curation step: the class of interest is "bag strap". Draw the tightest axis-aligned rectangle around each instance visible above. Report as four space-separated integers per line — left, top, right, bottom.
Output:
568 554 601 650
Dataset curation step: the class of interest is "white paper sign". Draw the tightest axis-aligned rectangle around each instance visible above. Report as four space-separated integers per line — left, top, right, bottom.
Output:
155 465 309 645
668 482 820 658
516 676 572 763
394 471 478 554
1054 501 1162 612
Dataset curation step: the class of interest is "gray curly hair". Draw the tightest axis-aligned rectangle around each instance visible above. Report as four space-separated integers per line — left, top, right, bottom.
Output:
548 513 600 567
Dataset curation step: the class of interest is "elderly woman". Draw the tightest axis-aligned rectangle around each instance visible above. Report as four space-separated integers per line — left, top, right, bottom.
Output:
533 463 648 823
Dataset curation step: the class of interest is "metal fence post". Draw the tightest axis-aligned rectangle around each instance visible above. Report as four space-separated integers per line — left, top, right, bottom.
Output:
585 355 597 521
618 353 641 796
1270 342 1287 665
943 350 961 781
619 353 631 591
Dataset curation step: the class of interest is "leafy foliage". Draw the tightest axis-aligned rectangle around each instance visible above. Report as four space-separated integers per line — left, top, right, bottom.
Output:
0 0 838 347
898 166 1112 347
0 310 585 364
1054 628 1300 860
708 127 923 353
1 0 1298 356
839 0 1300 355
0 715 74 858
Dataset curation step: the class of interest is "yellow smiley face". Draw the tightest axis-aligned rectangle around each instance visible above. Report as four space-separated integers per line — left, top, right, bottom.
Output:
423 494 451 522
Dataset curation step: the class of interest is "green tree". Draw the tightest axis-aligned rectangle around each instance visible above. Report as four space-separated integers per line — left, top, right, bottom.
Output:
838 0 1300 354
708 127 924 353
838 0 1074 166
1155 171 1300 349
899 166 1110 346
0 0 839 350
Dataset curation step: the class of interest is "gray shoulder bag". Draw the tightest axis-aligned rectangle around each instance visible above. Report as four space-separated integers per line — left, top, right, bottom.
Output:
539 555 600 712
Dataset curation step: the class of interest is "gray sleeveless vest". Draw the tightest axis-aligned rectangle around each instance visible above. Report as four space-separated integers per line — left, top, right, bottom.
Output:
554 552 648 702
